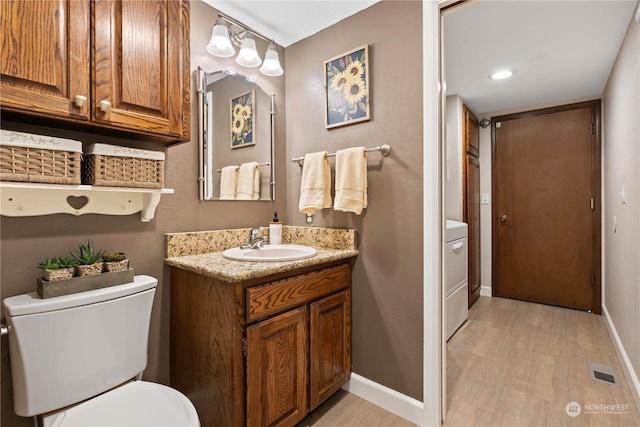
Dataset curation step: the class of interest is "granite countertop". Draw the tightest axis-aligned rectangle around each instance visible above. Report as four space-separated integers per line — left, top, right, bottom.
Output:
164 226 358 282
164 246 358 282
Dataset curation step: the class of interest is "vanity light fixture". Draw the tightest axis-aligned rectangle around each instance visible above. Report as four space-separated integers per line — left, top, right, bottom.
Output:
260 44 284 76
236 34 261 67
490 70 514 80
206 18 235 57
207 14 284 77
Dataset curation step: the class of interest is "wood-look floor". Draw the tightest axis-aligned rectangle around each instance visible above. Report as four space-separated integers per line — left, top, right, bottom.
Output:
445 296 640 427
299 296 640 426
297 389 416 427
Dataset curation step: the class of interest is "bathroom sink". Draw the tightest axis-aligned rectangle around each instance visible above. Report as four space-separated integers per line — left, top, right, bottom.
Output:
222 244 318 262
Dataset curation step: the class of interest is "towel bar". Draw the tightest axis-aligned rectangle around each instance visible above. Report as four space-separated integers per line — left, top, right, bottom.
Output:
291 144 391 165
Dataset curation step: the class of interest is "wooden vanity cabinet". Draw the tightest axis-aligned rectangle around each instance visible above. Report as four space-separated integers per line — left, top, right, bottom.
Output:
170 261 353 427
1 0 190 144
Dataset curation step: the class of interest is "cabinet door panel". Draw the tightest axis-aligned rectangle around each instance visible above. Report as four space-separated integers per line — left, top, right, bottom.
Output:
310 289 351 409
0 0 90 119
93 0 184 136
246 307 308 427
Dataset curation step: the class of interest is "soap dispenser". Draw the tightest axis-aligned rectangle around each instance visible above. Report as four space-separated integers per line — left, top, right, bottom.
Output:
269 212 282 245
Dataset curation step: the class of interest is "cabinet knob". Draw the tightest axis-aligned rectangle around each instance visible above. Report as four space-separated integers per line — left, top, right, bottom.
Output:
100 100 112 112
74 95 87 108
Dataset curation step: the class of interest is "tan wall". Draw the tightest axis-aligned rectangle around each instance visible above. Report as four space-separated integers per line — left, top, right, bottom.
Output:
445 95 464 222
603 11 640 401
284 1 424 400
0 1 286 425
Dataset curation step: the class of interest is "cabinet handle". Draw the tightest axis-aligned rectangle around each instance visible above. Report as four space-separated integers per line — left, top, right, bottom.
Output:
74 95 87 108
100 100 111 112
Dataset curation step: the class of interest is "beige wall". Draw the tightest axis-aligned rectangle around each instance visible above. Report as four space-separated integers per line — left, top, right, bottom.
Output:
445 95 463 221
284 1 424 400
603 10 640 401
0 2 286 425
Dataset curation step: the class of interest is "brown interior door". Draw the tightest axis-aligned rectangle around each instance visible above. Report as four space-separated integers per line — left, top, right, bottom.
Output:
492 101 601 313
463 104 481 308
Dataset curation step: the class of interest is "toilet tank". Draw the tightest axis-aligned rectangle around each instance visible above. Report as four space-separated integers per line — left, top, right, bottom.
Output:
3 275 157 417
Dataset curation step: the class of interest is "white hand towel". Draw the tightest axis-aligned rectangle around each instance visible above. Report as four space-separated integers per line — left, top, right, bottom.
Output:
253 166 261 200
334 147 367 215
299 151 332 214
237 162 259 200
220 165 239 200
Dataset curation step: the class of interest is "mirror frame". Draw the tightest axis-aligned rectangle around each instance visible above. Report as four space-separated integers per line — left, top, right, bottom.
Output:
197 67 275 201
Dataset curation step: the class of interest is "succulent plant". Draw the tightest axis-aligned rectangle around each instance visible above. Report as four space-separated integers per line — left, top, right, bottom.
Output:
103 252 127 262
55 256 77 268
38 258 62 270
71 240 105 265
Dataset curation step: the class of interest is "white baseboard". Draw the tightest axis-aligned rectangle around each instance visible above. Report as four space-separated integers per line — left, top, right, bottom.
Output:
480 285 492 297
602 305 640 411
342 373 424 425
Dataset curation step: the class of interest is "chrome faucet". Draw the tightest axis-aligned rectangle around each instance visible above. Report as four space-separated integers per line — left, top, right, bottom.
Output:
241 227 268 249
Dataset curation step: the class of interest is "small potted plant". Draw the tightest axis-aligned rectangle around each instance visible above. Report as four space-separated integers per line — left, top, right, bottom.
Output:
38 257 76 281
102 252 129 272
72 240 105 276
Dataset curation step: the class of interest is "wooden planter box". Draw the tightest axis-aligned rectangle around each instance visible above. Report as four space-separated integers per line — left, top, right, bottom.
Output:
37 269 134 299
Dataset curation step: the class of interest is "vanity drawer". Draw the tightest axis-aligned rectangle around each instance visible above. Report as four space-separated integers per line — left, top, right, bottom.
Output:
247 264 350 322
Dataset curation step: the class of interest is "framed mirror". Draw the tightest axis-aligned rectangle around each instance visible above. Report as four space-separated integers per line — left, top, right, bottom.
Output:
198 67 275 201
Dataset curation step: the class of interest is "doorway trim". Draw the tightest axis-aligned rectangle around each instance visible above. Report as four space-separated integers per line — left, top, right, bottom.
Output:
490 100 602 313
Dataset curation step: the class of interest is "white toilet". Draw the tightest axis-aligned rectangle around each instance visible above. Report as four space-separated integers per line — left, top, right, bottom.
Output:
3 275 199 426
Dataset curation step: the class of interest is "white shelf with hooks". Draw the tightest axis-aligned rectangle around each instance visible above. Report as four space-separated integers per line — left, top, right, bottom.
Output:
0 182 173 222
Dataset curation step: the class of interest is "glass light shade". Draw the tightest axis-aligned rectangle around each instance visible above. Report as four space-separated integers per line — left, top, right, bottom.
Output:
236 37 262 67
260 45 284 76
206 22 235 57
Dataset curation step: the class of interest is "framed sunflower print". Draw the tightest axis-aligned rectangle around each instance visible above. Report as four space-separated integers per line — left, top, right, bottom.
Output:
230 90 255 148
324 45 370 129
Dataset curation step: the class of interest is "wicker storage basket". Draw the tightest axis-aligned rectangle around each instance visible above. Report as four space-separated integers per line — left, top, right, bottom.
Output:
0 130 82 184
83 143 165 189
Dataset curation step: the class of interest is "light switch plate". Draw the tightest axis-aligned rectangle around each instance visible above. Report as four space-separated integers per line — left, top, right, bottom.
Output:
481 193 490 205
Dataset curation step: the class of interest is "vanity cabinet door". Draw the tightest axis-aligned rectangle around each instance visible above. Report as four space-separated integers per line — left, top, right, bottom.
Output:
246 306 308 427
93 0 189 139
1 0 90 119
309 289 352 409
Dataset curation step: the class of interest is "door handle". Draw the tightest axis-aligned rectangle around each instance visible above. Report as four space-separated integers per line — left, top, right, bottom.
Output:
500 215 508 223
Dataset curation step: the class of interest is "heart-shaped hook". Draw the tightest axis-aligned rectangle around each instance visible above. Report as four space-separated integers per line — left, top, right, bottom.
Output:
66 195 89 210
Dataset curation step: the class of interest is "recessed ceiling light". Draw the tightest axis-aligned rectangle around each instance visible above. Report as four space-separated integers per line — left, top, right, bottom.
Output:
490 70 514 80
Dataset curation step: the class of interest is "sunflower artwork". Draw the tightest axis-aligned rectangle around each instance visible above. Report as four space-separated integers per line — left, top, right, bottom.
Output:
230 90 255 148
324 45 370 129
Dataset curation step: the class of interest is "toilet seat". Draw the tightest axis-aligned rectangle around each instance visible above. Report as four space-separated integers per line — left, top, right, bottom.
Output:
45 381 199 427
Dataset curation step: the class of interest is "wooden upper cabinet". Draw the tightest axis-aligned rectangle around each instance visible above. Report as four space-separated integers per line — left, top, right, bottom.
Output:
1 0 91 120
463 103 479 157
93 0 188 139
0 0 190 144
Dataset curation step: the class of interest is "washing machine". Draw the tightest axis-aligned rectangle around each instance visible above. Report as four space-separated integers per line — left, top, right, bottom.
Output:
445 220 468 340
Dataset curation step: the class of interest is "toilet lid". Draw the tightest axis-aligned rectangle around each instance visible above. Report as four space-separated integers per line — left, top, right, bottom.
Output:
49 381 199 427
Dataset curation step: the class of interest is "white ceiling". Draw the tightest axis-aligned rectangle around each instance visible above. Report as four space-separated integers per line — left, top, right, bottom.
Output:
445 1 638 114
202 0 638 115
203 0 380 47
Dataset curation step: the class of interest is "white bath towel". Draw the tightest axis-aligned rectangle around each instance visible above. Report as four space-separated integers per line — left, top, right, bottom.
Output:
334 147 367 214
299 151 332 214
220 165 239 200
237 162 260 200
